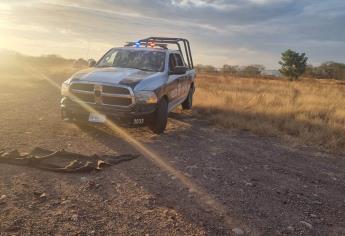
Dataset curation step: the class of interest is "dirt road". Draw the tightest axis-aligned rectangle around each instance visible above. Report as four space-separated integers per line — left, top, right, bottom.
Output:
1 76 345 235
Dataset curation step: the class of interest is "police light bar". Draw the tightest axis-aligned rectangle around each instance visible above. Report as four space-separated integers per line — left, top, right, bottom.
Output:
125 41 168 49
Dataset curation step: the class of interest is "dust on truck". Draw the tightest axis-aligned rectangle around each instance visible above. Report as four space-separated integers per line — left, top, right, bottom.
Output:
61 37 196 133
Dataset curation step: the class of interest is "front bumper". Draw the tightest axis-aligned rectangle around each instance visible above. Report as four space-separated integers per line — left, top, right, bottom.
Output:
61 97 157 125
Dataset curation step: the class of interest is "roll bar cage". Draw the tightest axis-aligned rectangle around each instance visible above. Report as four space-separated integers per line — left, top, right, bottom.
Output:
128 37 194 69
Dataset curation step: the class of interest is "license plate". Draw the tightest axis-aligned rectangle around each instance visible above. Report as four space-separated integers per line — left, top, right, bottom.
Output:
88 113 106 123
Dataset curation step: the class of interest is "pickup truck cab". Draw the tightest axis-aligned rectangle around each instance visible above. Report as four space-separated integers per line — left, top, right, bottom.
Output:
61 37 196 133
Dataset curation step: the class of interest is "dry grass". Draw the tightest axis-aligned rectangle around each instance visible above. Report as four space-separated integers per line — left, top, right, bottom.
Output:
194 74 345 153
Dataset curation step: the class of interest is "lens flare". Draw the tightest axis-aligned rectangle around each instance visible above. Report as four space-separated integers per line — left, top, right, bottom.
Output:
22 64 248 234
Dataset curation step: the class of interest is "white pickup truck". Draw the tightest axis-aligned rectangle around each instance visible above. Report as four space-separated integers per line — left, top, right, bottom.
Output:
61 37 196 133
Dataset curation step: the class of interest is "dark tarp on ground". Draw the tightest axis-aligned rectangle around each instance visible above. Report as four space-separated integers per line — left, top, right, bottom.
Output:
0 147 138 173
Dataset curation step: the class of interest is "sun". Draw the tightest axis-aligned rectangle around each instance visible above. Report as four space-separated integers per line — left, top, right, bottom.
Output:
0 3 11 27
0 3 13 48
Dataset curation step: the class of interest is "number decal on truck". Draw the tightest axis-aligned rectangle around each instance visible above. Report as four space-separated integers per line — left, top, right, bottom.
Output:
133 118 144 125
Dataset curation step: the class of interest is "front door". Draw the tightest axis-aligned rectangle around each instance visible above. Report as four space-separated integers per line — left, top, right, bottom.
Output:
173 53 190 101
167 54 182 107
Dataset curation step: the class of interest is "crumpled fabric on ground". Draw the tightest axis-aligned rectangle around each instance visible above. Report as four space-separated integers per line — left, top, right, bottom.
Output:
0 147 138 173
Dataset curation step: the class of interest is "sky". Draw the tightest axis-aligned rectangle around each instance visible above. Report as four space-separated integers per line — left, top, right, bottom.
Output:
0 0 344 69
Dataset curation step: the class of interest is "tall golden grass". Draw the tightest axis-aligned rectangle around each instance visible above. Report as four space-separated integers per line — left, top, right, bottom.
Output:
194 74 345 153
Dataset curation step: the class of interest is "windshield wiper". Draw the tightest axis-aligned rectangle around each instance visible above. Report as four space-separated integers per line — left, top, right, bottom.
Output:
96 65 113 68
131 67 156 72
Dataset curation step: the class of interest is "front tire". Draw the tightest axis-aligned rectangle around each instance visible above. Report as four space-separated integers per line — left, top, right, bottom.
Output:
149 98 168 134
61 108 72 121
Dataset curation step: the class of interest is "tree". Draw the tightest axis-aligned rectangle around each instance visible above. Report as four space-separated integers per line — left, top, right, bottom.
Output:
73 58 88 68
195 64 218 73
303 62 345 80
319 62 345 80
241 64 265 77
222 64 239 75
279 49 308 81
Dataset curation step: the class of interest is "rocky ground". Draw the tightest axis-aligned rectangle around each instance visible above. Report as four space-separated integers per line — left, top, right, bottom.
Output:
0 76 345 235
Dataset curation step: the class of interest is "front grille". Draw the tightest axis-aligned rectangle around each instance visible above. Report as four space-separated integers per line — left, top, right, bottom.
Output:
70 83 133 107
73 93 95 103
102 97 132 106
70 83 94 91
102 86 130 95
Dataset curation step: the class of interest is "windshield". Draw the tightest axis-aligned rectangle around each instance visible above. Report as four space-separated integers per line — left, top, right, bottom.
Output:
96 48 166 72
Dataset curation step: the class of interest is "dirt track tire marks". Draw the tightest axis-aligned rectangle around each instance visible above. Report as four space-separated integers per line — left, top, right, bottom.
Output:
1 76 345 235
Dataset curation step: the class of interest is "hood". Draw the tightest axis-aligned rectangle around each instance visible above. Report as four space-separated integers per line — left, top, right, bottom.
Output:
71 67 158 88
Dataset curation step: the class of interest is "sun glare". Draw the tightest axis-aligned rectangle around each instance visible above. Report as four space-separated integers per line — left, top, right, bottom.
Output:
20 63 241 233
0 3 11 11
0 3 11 48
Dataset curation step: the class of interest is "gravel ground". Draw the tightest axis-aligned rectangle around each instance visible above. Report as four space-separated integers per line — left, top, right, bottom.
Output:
0 76 345 235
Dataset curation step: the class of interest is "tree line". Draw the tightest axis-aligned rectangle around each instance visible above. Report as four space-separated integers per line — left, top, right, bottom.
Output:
196 49 345 81
195 64 266 77
304 62 345 80
2 50 344 81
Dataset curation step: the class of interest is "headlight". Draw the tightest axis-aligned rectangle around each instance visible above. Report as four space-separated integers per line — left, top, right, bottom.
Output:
135 91 158 104
61 78 72 96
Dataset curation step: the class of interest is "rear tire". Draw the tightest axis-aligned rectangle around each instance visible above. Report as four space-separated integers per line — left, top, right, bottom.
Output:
182 86 194 110
149 98 168 134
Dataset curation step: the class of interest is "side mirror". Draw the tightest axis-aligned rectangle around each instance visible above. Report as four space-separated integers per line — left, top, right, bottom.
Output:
88 59 96 67
169 66 187 75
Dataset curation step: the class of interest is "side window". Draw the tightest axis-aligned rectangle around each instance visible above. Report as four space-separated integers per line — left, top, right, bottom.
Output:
174 53 184 67
169 54 176 71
